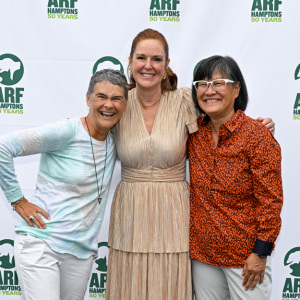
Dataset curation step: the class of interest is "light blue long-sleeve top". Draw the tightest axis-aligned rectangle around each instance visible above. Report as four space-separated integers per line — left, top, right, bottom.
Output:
0 118 116 259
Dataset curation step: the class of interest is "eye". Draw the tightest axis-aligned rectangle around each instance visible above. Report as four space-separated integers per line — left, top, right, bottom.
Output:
153 57 162 62
96 94 106 100
136 56 145 60
198 82 207 87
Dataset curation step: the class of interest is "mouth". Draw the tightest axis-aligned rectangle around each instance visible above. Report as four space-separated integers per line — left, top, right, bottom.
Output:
141 73 155 78
99 111 115 118
204 99 220 103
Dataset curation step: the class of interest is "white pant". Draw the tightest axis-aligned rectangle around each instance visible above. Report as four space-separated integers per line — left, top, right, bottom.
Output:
14 234 94 300
192 259 272 300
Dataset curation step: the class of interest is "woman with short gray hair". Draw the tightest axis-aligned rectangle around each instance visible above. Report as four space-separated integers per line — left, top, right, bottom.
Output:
0 69 127 300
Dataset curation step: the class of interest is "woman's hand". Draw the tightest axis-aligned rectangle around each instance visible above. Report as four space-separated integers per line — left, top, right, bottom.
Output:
257 117 275 135
13 197 50 229
242 252 267 291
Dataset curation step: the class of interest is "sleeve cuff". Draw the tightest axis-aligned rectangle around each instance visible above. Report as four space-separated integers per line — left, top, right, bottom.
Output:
4 186 23 203
252 239 273 256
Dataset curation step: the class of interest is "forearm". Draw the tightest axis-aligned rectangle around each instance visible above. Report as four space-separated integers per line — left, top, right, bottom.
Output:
251 132 283 249
0 133 24 202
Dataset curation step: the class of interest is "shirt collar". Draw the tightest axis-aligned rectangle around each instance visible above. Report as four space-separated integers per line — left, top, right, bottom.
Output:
202 109 246 133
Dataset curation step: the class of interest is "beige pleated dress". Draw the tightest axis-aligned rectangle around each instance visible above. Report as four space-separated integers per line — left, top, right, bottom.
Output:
106 87 198 300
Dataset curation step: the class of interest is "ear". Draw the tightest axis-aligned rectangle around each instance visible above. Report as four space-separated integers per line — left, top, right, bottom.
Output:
234 82 241 99
86 92 91 107
166 58 170 70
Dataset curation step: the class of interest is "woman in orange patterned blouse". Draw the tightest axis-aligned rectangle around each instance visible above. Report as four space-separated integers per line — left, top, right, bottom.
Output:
188 55 283 300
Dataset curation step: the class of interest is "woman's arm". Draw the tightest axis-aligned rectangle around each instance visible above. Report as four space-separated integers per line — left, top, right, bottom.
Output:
242 124 283 290
0 120 74 228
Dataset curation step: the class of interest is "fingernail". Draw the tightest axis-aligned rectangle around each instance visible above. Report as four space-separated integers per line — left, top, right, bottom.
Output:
43 225 47 229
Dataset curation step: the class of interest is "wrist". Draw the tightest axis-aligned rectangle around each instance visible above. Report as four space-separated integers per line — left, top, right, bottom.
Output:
254 253 267 259
11 197 24 211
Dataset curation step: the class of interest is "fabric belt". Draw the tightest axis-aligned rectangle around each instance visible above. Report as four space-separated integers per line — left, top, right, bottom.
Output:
121 161 186 182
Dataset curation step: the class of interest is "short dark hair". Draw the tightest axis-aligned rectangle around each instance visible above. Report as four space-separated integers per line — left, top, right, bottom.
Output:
88 69 128 100
192 55 248 115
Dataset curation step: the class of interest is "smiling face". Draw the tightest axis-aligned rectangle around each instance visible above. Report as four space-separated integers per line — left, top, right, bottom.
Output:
86 81 127 140
129 39 169 92
197 70 240 123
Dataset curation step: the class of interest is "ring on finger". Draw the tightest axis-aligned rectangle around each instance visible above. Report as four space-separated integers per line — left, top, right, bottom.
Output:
28 215 35 221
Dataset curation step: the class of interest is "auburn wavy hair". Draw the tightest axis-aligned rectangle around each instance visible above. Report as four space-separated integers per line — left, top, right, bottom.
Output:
128 28 177 93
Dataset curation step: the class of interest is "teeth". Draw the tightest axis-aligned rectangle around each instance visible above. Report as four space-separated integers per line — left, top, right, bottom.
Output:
206 99 219 102
142 73 154 77
100 112 114 116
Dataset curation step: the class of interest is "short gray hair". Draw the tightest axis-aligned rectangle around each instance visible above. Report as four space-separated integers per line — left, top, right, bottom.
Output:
88 69 128 100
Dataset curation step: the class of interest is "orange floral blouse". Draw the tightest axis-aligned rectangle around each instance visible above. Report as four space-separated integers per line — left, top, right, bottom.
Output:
188 110 283 268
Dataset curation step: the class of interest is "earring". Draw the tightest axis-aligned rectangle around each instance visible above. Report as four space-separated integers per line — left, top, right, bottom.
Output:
129 67 133 76
163 72 167 80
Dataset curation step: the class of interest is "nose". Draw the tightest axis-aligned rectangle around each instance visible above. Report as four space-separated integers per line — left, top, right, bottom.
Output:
104 98 114 108
145 58 152 69
205 83 216 94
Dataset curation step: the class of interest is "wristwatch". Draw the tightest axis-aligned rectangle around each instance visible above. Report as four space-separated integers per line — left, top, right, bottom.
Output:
255 253 267 258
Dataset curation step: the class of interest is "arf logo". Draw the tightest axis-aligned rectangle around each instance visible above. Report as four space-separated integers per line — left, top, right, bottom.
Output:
0 54 24 115
0 239 15 270
295 64 300 80
48 0 78 6
93 57 124 74
88 242 109 298
282 247 300 299
47 0 79 20
0 239 21 296
0 54 24 86
252 0 282 11
150 0 180 10
149 0 180 22
284 247 300 277
193 59 204 77
293 64 300 120
251 0 282 23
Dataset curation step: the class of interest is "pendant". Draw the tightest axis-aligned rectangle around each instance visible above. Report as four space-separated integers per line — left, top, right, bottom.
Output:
97 196 102 204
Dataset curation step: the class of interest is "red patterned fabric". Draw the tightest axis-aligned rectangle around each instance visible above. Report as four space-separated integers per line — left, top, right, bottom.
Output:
188 110 283 268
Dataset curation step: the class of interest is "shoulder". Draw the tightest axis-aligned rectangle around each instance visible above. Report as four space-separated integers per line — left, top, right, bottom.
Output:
40 118 78 137
242 115 272 136
241 114 280 150
166 87 192 98
164 87 193 108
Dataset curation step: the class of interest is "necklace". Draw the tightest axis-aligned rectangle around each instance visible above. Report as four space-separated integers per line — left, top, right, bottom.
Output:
85 117 107 204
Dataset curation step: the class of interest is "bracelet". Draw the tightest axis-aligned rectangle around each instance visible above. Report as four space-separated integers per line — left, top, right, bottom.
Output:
11 197 24 211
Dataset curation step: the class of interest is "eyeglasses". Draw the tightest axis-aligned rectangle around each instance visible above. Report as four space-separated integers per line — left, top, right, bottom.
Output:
193 79 235 93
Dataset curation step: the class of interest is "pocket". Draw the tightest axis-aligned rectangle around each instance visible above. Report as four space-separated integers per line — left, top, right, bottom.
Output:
17 234 47 267
14 233 30 255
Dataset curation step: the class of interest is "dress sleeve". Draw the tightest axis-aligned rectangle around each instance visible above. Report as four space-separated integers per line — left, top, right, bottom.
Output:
0 119 75 203
249 125 283 255
180 87 199 134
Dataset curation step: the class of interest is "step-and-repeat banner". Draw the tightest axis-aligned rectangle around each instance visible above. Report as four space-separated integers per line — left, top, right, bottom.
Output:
0 1 299 299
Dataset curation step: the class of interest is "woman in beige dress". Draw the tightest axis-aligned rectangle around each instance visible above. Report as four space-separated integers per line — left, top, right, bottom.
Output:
106 28 274 300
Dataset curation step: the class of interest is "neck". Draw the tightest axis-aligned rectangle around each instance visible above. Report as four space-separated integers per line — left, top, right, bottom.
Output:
209 110 236 129
82 116 108 141
136 85 162 109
